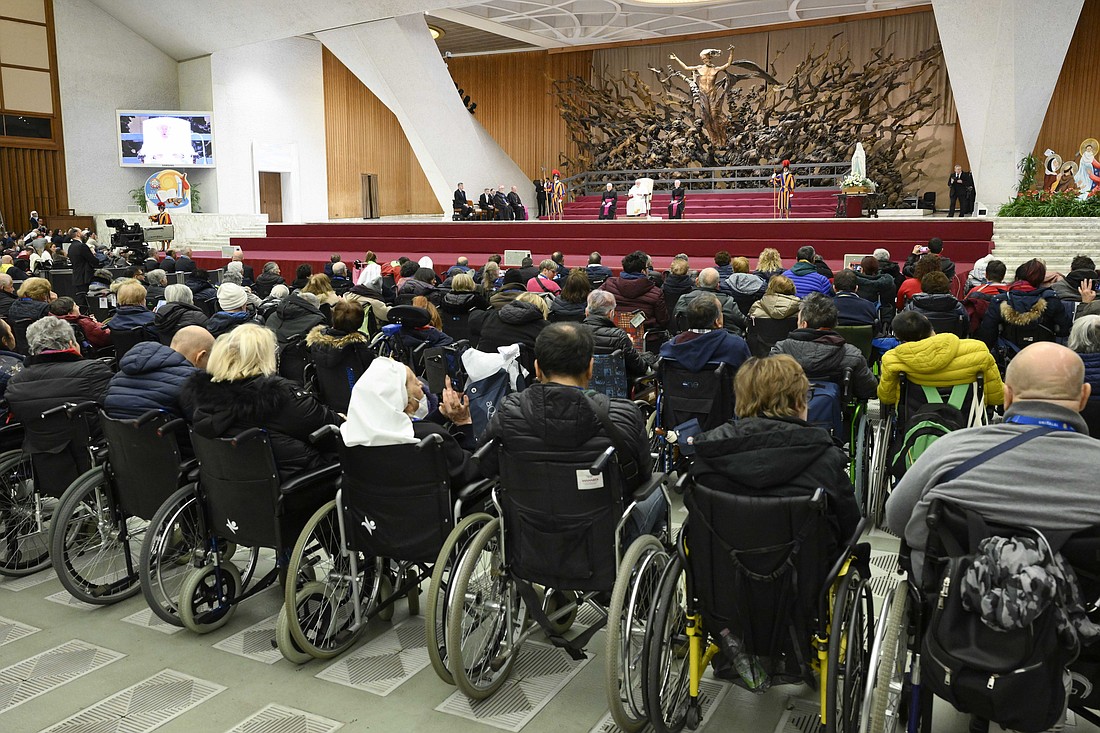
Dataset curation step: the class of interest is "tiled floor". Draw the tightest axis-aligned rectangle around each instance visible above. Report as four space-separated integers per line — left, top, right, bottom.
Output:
0 522 1092 733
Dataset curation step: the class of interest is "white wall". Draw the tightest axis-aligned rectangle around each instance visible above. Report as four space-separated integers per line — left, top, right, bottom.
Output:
54 0 180 215
178 56 218 213
208 37 328 222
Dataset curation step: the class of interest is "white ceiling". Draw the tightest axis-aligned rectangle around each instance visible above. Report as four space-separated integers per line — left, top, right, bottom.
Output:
87 0 930 61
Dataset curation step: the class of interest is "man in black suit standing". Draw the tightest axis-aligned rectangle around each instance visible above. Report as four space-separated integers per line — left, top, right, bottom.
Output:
947 164 975 217
453 183 473 220
66 228 98 307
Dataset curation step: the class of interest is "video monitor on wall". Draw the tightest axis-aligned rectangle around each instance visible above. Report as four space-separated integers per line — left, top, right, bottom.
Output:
117 110 215 167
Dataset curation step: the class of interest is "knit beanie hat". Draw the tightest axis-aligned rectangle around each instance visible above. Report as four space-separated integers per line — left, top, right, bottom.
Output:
218 282 248 310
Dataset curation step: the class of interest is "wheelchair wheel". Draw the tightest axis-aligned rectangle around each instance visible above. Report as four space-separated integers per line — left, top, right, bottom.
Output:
140 485 205 626
826 564 874 733
863 585 909 733
606 535 669 732
275 604 314 664
867 414 893 528
851 405 871 513
284 501 375 659
446 518 526 700
50 466 142 605
644 555 691 733
178 561 242 633
0 449 51 577
543 589 578 636
426 512 493 685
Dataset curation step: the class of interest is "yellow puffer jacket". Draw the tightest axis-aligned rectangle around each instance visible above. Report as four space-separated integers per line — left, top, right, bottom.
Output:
878 333 1004 405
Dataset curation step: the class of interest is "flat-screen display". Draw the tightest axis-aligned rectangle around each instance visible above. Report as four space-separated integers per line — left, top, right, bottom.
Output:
117 110 215 167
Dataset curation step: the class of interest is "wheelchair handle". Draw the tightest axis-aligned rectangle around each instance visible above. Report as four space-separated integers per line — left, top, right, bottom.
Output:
230 427 266 446
416 432 444 450
135 409 167 427
65 401 99 419
41 402 76 419
309 424 340 444
472 438 495 460
156 419 187 437
590 445 615 474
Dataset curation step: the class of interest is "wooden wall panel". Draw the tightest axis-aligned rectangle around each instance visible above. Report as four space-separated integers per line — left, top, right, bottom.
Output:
0 145 67 230
1033 0 1100 166
323 48 439 218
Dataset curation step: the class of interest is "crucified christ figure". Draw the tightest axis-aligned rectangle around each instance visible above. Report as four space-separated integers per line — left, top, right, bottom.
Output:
668 46 735 144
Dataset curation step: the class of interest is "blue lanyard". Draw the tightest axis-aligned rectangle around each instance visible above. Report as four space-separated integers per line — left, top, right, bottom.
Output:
1004 415 1077 433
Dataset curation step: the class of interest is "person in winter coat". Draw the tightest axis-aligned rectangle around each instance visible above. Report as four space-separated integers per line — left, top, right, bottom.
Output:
440 274 490 315
204 282 262 338
396 267 436 305
878 311 1003 406
854 255 896 323
1051 255 1099 321
303 274 340 308
0 319 23 418
473 294 547 356
306 300 375 414
674 268 747 335
252 262 286 299
748 275 801 320
107 282 156 333
344 282 390 336
713 250 734 282
661 257 696 314
873 248 905 291
48 297 110 350
902 237 956 282
690 353 861 547
722 257 766 315
904 271 967 336
181 324 341 482
342 357 479 486
1069 315 1100 437
771 294 878 399
265 290 327 346
782 246 834 298
153 284 208 344
549 269 590 323
583 290 654 380
490 269 527 310
895 254 942 310
479 322 664 541
977 259 1072 351
8 276 53 324
660 293 750 372
754 247 785 282
833 268 880 327
599 250 669 329
585 252 614 285
184 269 219 303
103 326 213 420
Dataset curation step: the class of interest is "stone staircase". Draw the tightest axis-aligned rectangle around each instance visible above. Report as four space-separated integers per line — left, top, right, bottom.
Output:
991 217 1100 274
187 223 269 252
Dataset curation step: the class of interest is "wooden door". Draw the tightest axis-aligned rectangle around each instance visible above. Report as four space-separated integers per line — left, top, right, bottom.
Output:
258 172 283 223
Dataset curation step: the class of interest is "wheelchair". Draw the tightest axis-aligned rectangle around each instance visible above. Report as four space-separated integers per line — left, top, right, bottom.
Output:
0 399 102 578
370 305 434 374
174 427 339 642
804 368 872 516
643 479 872 733
278 428 494 680
47 405 193 606
444 440 671 732
861 499 1100 732
650 358 734 473
862 373 986 528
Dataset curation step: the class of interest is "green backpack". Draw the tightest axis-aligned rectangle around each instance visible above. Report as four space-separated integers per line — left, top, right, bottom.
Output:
889 384 969 480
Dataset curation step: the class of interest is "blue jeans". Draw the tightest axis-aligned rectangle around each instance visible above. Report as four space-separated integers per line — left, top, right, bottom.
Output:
624 488 668 546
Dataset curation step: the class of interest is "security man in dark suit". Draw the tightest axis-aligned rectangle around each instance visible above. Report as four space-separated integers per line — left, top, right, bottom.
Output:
947 164 975 217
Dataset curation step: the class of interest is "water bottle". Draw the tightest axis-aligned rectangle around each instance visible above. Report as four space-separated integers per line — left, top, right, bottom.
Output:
719 627 770 693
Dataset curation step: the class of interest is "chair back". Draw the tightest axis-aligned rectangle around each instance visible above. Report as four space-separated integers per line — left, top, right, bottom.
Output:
277 335 311 385
746 316 797 358
835 325 873 362
589 351 628 399
311 342 375 414
21 406 97 497
10 319 31 356
440 310 474 341
195 296 218 317
191 430 283 549
658 359 733 432
499 441 624 592
923 310 969 338
898 372 985 429
111 327 156 362
337 436 454 563
685 483 830 681
99 410 183 520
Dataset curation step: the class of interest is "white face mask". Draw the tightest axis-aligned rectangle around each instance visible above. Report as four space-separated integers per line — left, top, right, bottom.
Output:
412 394 429 420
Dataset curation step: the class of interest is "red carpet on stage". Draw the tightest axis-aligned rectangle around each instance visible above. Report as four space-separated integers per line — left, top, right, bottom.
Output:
209 218 993 282
565 189 839 219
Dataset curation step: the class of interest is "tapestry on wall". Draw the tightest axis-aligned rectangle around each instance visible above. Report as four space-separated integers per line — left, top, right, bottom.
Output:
552 36 944 206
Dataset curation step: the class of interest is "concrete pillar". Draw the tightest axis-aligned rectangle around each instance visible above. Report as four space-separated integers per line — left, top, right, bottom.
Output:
316 14 529 217
931 0 1083 211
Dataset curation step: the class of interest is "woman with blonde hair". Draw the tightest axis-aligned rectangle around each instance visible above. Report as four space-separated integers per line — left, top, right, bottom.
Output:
748 274 801 319
755 248 785 281
303 273 340 307
9 276 54 323
689 354 860 545
182 324 340 480
473 290 549 357
441 273 489 315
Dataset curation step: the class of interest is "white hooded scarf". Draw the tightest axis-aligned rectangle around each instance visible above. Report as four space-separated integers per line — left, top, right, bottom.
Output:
341 358 418 447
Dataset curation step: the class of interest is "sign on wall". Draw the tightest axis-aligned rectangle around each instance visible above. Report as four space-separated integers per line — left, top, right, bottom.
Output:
144 169 192 213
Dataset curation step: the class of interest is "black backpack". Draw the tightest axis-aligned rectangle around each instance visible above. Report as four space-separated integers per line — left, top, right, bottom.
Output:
889 384 969 480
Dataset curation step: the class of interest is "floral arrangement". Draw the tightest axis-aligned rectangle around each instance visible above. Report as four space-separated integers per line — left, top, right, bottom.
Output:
841 173 877 190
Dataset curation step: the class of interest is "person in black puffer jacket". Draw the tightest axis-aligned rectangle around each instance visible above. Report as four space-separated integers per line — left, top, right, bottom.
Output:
252 262 286 299
977 259 1071 351
690 354 860 550
154 284 208 344
184 269 218 302
662 257 696 312
904 271 967 335
1070 315 1100 438
479 322 663 542
8 276 52 324
439 274 489 315
583 290 655 379
472 294 548 359
306 301 375 414
181 324 341 482
549 269 590 323
266 290 327 345
103 326 213 420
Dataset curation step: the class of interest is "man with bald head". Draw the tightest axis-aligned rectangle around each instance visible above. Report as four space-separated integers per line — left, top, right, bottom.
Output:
886 341 1100 582
103 325 214 420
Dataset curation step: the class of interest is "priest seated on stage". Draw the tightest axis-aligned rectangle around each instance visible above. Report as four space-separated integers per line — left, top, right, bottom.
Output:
626 178 654 217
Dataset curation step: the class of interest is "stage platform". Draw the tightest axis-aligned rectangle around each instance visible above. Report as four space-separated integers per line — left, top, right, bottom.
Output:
205 217 993 283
